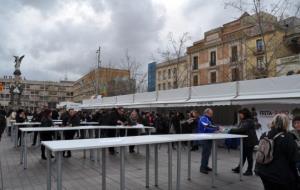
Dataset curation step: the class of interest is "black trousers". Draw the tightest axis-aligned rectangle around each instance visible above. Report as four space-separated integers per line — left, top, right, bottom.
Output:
128 129 138 152
106 129 117 153
32 132 38 145
40 132 53 156
242 146 254 171
261 177 297 190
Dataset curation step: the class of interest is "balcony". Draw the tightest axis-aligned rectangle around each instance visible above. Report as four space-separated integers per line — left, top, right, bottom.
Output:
209 60 216 67
253 48 265 56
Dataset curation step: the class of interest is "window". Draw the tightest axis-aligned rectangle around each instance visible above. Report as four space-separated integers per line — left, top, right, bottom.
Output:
163 70 166 80
210 51 216 66
231 46 238 62
210 71 217 83
158 71 161 81
173 68 177 78
231 68 240 81
173 81 177 88
163 83 166 90
256 39 264 52
168 69 171 79
193 56 198 70
193 75 198 86
257 57 265 70
168 82 171 89
49 91 57 96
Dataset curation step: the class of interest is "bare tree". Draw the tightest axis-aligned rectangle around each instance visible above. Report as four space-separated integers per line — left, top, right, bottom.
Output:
158 32 191 88
120 49 146 93
225 0 300 79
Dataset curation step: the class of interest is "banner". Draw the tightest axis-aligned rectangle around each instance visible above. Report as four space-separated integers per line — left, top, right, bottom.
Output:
246 104 300 138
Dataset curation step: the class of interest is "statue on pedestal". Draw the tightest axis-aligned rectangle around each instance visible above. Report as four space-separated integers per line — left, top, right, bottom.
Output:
9 55 25 110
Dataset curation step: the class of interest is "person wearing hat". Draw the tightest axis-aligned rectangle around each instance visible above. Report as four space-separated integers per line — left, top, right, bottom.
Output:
229 108 258 176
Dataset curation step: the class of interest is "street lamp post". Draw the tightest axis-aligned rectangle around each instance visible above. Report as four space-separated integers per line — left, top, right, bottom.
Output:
96 46 101 96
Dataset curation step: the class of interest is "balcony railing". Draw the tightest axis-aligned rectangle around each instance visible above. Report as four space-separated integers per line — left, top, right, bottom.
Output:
254 48 265 55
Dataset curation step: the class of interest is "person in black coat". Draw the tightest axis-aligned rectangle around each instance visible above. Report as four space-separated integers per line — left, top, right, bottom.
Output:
127 110 139 153
229 108 258 176
255 114 298 190
16 109 27 146
107 107 127 155
63 109 81 158
40 109 54 160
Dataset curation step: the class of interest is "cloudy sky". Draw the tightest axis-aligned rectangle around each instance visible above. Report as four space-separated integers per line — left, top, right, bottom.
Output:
0 0 298 81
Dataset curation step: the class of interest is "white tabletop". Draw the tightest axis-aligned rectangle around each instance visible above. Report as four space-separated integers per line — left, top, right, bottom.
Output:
14 122 41 126
42 134 247 152
20 125 154 132
80 121 99 125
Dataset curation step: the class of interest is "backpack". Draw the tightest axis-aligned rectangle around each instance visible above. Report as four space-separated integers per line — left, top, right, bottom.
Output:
256 132 283 164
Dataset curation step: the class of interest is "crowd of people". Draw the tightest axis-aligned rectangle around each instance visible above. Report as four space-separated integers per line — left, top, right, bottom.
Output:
0 105 300 190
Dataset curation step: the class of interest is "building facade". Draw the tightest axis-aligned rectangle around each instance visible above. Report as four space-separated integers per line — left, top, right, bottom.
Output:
156 55 188 91
72 67 132 102
0 76 73 110
147 62 156 92
187 12 299 86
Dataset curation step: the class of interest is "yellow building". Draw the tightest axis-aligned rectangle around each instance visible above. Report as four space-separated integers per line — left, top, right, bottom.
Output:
156 55 189 90
72 67 132 102
243 12 295 79
187 12 299 84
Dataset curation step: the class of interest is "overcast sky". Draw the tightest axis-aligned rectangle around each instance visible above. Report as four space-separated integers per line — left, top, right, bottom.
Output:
0 0 298 81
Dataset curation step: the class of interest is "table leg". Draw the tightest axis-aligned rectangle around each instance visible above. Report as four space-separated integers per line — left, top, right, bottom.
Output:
14 126 18 147
187 141 191 181
59 131 64 140
154 144 158 187
83 130 86 159
56 151 63 190
176 142 181 190
146 144 150 188
212 140 216 188
54 131 58 140
97 130 101 162
168 143 172 190
240 138 243 181
24 132 28 169
120 146 125 190
20 131 24 164
90 130 95 161
47 149 52 190
215 141 218 175
102 148 106 190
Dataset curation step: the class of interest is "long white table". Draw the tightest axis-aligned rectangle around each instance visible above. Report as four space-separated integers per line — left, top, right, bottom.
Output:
12 121 100 147
20 126 154 169
42 133 246 190
12 122 41 147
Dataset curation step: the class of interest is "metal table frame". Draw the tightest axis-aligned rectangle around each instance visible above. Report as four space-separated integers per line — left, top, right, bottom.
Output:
43 134 245 190
20 126 153 169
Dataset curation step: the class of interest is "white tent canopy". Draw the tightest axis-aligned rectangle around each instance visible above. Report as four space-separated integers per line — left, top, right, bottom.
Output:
233 75 300 105
57 101 81 110
80 75 300 109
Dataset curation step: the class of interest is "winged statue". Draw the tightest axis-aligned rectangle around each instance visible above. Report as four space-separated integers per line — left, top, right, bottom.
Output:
13 55 25 71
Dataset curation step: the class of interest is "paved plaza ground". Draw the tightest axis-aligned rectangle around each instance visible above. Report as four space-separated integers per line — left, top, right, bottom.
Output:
0 134 264 190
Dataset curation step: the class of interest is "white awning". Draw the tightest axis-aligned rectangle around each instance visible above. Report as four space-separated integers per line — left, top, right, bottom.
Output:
232 75 300 105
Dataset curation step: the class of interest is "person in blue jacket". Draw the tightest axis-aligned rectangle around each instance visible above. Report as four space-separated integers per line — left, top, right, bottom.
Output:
198 108 219 174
